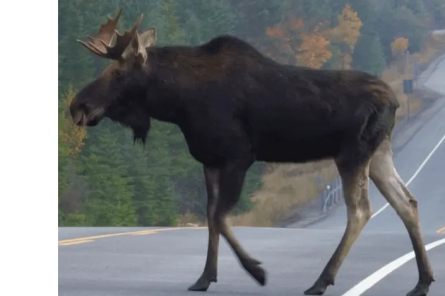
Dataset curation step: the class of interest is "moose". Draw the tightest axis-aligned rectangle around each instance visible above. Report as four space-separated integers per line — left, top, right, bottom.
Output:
69 9 434 296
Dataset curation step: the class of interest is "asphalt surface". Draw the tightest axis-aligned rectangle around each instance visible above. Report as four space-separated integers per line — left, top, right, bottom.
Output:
59 55 445 296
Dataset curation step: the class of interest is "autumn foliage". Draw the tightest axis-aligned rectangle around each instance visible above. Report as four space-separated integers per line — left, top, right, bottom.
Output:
58 85 86 157
328 4 363 69
265 26 284 37
391 37 409 57
330 4 363 52
296 32 332 69
264 4 363 70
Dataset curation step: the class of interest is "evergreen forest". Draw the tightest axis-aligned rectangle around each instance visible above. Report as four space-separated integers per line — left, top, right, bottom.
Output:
58 0 445 226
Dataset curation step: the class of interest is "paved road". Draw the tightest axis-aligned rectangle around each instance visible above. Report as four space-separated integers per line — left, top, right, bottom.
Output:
423 54 445 94
59 227 444 296
59 56 445 296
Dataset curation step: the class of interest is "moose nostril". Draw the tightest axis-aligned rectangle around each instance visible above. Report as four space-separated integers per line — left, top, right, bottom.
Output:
69 103 86 126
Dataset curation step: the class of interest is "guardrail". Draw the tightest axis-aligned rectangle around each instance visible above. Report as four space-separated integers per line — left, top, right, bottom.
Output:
319 176 343 213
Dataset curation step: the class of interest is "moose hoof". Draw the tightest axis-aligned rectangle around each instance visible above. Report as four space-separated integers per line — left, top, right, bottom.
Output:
187 276 216 292
246 257 262 265
244 262 267 286
406 281 432 296
304 279 332 295
304 286 326 296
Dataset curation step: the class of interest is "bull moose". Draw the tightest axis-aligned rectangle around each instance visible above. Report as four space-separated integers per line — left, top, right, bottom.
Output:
69 8 434 296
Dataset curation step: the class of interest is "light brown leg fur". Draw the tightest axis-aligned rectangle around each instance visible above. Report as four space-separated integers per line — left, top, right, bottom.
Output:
369 136 434 296
305 159 372 295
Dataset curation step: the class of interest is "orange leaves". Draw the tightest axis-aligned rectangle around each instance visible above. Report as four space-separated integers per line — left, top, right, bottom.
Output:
59 85 86 157
296 33 332 69
290 17 304 30
264 13 333 68
263 4 364 70
266 26 284 37
391 37 409 56
266 17 304 37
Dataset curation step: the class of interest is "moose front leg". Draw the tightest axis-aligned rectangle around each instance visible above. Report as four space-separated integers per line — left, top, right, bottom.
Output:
189 159 265 292
213 160 266 286
188 166 220 292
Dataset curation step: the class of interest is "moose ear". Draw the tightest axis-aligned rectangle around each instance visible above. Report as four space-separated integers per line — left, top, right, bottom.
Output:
130 33 148 64
139 27 156 48
124 27 156 64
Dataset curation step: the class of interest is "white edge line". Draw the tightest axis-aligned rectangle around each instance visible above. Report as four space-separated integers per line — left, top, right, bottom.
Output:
341 238 445 296
371 132 445 219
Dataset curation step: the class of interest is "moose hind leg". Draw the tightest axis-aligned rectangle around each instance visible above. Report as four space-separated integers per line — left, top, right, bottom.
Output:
214 161 266 286
305 159 372 295
188 166 220 292
369 138 434 296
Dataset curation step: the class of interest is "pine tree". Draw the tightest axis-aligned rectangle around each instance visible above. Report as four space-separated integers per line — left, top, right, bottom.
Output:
58 1 96 93
178 0 239 45
79 121 137 226
121 125 178 226
352 33 387 76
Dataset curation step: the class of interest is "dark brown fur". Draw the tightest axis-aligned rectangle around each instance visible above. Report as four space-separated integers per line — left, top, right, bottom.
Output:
70 14 434 296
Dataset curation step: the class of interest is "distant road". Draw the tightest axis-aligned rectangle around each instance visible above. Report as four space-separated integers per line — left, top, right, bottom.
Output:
432 29 445 35
59 54 445 296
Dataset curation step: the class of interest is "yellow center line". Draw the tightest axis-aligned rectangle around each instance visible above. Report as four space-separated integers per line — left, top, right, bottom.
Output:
437 225 445 234
58 227 205 245
59 239 94 246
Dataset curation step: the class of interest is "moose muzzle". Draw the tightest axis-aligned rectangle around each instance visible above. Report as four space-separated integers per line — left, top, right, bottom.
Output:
69 102 88 127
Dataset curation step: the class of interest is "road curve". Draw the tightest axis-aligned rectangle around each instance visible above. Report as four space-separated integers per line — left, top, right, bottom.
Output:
59 55 445 296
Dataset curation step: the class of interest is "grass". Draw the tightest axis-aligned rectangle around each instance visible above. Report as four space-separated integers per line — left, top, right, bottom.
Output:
229 161 338 227
176 33 445 228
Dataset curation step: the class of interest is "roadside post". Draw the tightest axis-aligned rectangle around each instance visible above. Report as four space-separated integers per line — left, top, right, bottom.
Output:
403 79 413 119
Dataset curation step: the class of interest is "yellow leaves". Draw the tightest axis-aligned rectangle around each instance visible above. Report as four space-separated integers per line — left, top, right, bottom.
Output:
390 38 409 74
326 4 363 69
59 85 86 157
296 33 332 69
391 37 409 56
330 4 363 52
331 4 363 51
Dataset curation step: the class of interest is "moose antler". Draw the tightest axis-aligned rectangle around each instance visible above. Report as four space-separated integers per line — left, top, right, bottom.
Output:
77 8 144 60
